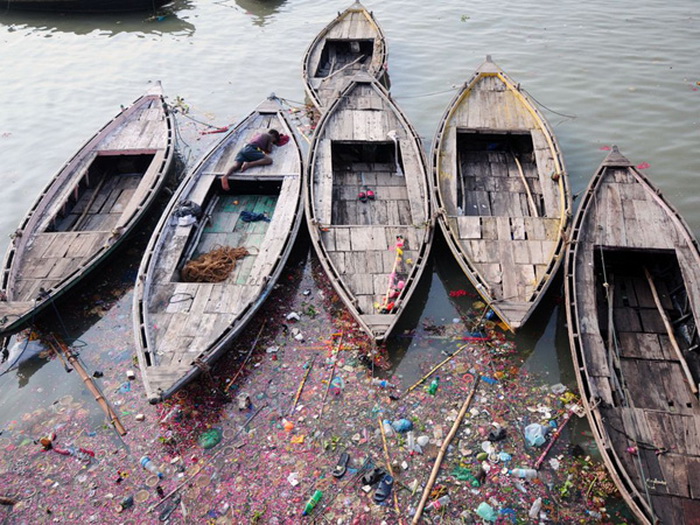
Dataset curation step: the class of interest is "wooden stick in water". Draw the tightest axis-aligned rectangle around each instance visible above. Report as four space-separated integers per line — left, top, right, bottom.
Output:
50 337 127 436
378 415 403 525
319 333 343 418
224 321 266 394
412 376 480 524
404 343 469 395
290 355 316 416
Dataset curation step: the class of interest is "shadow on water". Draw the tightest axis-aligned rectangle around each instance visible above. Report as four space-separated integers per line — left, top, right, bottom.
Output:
0 0 195 36
230 0 286 27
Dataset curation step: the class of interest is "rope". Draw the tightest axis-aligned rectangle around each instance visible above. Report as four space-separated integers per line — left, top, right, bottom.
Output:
181 246 248 283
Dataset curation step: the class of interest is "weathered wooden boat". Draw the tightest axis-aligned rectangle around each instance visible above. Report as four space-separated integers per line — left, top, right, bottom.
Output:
306 73 433 343
0 83 174 336
431 56 570 331
301 0 388 113
133 95 303 403
1 0 172 13
565 146 700 525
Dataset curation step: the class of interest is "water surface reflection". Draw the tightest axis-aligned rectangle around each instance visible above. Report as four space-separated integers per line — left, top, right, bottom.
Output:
0 0 194 36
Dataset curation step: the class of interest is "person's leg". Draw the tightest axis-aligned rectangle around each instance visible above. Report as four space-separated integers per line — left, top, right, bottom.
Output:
241 155 273 172
221 161 242 190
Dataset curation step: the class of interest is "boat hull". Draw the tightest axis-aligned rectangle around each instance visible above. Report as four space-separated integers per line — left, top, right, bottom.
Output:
432 56 570 331
565 147 700 525
0 83 175 336
134 96 304 403
2 0 171 13
305 75 433 342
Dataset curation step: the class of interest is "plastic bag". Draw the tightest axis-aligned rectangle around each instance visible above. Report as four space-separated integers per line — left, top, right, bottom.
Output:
524 423 548 447
476 502 497 522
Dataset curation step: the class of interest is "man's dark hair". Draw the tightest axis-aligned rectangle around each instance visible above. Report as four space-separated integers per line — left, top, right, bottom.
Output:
269 129 280 142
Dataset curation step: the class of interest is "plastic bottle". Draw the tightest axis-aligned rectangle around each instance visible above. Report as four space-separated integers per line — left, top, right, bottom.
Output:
528 497 542 519
425 495 450 512
427 377 440 395
510 468 538 480
406 431 418 453
382 420 395 437
371 378 393 388
301 489 323 516
140 456 164 479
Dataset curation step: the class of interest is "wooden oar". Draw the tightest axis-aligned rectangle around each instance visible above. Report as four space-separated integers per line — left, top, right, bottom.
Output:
643 267 698 395
511 152 539 217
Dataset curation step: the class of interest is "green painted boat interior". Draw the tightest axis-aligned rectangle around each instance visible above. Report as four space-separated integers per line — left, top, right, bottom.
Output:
194 183 279 285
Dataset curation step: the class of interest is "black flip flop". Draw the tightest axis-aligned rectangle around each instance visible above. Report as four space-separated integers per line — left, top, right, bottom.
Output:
373 474 394 503
332 451 350 478
361 466 386 486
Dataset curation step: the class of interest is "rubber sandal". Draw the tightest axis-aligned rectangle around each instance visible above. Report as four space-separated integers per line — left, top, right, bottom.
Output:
366 188 375 200
361 466 386 486
332 451 350 478
373 474 394 503
358 191 367 203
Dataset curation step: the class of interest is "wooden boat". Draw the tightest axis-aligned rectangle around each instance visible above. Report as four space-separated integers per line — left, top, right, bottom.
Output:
0 83 175 336
133 95 303 403
431 56 570 331
306 73 433 343
301 0 388 113
565 146 700 525
1 0 172 13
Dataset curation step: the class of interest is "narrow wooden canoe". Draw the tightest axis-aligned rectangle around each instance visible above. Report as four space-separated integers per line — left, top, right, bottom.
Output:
432 56 571 331
133 95 303 403
302 0 388 113
306 73 433 343
1 0 172 13
0 83 175 336
565 146 700 525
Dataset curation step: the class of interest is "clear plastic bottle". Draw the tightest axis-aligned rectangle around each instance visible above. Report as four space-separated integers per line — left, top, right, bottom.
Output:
140 456 164 478
426 495 450 511
528 497 542 519
510 468 538 480
371 378 393 388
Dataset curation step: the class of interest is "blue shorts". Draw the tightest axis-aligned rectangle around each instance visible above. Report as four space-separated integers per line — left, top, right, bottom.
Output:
235 144 266 163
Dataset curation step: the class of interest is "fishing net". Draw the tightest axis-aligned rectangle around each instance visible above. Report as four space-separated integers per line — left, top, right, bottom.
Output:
181 246 249 283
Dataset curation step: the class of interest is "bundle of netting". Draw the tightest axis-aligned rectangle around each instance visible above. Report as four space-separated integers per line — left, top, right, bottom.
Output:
181 246 249 283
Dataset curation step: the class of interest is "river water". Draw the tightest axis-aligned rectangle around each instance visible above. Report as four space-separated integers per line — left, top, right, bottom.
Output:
0 0 698 467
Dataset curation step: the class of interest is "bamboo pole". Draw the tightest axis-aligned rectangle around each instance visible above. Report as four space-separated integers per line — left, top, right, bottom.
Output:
223 321 266 394
377 416 403 525
289 355 316 416
319 333 343 418
643 267 698 395
50 338 127 436
404 343 469 395
411 376 480 524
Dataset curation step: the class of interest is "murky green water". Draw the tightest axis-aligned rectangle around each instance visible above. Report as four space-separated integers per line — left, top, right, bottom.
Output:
0 0 698 442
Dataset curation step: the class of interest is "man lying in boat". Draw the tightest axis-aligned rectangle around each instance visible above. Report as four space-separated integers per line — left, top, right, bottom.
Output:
221 129 281 191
